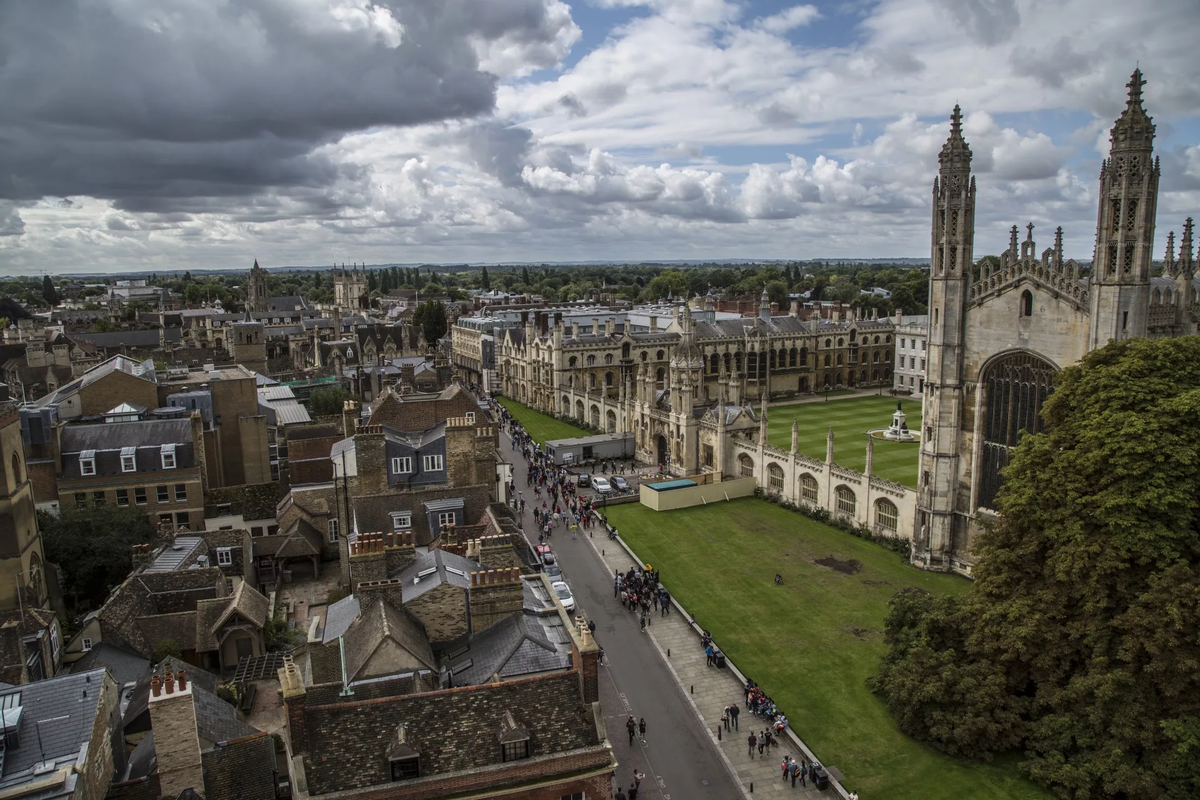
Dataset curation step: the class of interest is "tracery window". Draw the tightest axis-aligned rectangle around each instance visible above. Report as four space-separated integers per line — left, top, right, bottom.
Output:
978 352 1056 511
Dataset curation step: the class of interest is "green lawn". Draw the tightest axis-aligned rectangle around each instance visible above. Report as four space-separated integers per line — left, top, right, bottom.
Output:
607 500 1049 800
495 397 589 445
769 396 922 487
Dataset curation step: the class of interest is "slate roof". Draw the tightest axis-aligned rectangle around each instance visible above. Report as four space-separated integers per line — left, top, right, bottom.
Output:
0 668 107 784
393 549 476 601
96 568 225 657
68 641 150 688
254 518 321 559
136 611 199 652
321 595 361 645
441 613 572 686
73 328 182 349
59 418 193 454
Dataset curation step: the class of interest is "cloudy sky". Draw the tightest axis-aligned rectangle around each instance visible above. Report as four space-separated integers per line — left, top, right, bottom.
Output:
1 0 1198 275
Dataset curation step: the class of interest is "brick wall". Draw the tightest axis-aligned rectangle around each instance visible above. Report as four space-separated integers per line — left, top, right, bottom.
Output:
466 569 523 634
405 582 468 643
147 673 205 798
77 370 158 418
80 671 119 800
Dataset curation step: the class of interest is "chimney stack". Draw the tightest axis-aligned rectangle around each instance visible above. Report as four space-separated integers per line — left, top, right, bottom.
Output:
148 666 204 799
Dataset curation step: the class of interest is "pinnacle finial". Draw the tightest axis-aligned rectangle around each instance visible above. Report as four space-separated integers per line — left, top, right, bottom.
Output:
1126 67 1146 110
950 104 963 138
1025 222 1035 242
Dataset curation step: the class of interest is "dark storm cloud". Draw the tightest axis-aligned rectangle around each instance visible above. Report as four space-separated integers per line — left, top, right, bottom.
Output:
0 0 574 211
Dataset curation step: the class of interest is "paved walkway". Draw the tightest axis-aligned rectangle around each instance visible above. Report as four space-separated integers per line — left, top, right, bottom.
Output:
584 532 849 800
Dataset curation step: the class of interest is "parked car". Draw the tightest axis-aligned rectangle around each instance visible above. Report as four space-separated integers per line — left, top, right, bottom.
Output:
535 544 555 565
552 581 576 612
592 476 613 494
543 563 563 582
611 475 629 492
577 473 591 488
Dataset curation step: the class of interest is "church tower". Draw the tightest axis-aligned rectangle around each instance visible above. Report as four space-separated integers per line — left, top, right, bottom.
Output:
914 106 975 571
246 259 269 313
1088 69 1158 350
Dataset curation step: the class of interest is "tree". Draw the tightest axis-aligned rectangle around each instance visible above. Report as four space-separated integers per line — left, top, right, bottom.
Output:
309 385 353 416
152 639 182 663
40 506 156 609
521 266 530 286
480 265 490 291
413 299 449 346
872 337 1200 798
41 275 58 306
764 280 789 309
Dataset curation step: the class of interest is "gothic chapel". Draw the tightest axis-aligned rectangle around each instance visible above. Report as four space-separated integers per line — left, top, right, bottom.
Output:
914 70 1198 573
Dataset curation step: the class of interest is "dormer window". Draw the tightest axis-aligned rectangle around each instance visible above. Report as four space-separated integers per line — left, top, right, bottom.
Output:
120 447 137 473
387 724 420 781
423 455 444 472
391 512 412 531
391 457 412 474
498 710 530 762
465 412 475 423
161 444 177 470
79 450 96 476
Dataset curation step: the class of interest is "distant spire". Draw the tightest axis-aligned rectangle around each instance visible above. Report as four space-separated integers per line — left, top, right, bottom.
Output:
1109 68 1155 154
1181 217 1195 280
1009 225 1019 255
1054 226 1064 263
253 259 259 270
1163 230 1177 278
1126 67 1146 111
938 104 973 174
949 104 963 139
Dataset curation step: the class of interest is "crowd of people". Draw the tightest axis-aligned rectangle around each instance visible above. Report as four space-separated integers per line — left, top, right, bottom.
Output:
614 564 670 632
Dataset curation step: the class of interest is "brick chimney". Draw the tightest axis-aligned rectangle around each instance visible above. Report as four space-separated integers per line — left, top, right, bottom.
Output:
467 568 524 633
341 399 359 438
353 425 387 494
382 530 417 573
348 532 388 592
148 670 204 799
278 660 308 754
357 577 405 612
573 616 601 704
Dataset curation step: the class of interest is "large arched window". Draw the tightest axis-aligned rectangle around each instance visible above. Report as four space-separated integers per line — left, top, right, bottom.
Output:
710 353 720 374
798 473 818 503
656 367 665 386
767 463 784 491
789 347 798 367
605 371 614 387
605 353 614 364
10 452 20 486
835 486 856 516
978 351 1056 510
875 499 898 532
738 454 755 477
569 356 577 368
587 355 596 366
1020 290 1033 318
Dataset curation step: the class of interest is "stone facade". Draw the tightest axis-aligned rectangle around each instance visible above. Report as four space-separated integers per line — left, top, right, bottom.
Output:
916 70 1200 574
893 315 929 394
0 403 49 613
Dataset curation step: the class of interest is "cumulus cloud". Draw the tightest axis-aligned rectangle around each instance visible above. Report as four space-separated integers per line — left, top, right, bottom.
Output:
0 0 577 211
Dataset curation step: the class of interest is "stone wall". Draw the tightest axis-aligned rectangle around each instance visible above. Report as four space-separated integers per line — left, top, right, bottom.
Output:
404 582 468 643
731 438 919 542
466 568 523 633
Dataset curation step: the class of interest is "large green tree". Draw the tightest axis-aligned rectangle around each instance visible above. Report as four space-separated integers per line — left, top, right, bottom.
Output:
41 506 156 608
42 275 58 306
414 299 449 346
872 337 1200 798
309 385 353 416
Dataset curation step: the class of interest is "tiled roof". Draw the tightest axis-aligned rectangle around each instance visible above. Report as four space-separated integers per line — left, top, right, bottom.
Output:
59 418 193 454
321 595 360 645
122 657 219 733
202 733 277 800
68 641 149 688
136 611 199 652
442 613 571 686
301 671 601 795
342 601 436 681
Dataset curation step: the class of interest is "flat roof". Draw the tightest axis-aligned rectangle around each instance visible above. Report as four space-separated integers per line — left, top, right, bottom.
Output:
643 479 698 492
545 432 633 448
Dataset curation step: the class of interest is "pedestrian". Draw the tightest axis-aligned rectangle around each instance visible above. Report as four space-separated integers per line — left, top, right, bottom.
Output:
614 789 627 800
848 792 858 800
758 730 765 756
782 756 790 781
627 784 638 800
639 612 647 632
633 771 644 789
626 716 636 746
661 589 670 615
747 732 757 758
639 718 646 740
799 763 807 787
652 591 659 611
730 703 739 730
705 644 714 666
722 706 730 731
790 760 799 788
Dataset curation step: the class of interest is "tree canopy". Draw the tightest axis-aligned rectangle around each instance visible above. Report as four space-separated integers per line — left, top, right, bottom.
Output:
871 336 1200 799
414 299 448 346
41 506 156 609
309 385 353 416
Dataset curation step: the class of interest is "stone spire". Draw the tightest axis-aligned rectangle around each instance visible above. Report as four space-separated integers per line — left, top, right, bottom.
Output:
759 287 771 322
1181 217 1195 281
937 105 972 176
825 425 834 465
1009 224 1019 256
791 417 799 453
865 435 874 477
1054 226 1064 266
1163 230 1177 278
759 394 768 441
1110 67 1155 154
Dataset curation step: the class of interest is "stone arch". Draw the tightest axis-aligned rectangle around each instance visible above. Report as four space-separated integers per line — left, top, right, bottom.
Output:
606 409 617 432
874 498 899 532
766 462 785 491
590 405 600 428
605 353 614 364
799 377 809 392
835 485 857 516
569 356 578 368
587 355 596 366
789 347 798 367
734 352 743 372
710 353 720 374
562 395 571 414
724 352 732 372
656 349 665 360
656 367 665 387
978 349 1057 511
737 453 755 477
605 371 614 387
10 451 20 489
575 399 585 419
1020 289 1033 317
798 473 819 503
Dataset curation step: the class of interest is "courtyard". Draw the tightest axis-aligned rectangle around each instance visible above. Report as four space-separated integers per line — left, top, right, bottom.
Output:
767 395 922 487
495 396 589 444
605 499 1048 800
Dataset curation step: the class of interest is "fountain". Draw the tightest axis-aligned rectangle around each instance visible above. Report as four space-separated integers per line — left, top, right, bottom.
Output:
882 401 916 442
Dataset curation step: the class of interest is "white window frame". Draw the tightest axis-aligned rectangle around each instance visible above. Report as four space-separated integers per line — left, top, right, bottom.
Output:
161 444 177 470
465 411 476 423
79 451 96 477
120 447 137 473
216 548 232 566
437 511 456 528
81 637 93 652
327 518 339 543
391 457 412 474
423 454 444 472
391 512 412 531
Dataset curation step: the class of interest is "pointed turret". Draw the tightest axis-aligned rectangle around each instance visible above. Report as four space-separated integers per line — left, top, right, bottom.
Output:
791 417 799 454
1110 67 1155 155
759 287 771 322
1163 231 1178 278
865 435 874 477
825 425 835 465
1181 217 1195 281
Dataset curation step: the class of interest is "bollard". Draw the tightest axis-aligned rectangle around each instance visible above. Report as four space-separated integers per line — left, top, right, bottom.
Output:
717 726 722 741
750 782 754 793
667 648 670 657
690 685 693 694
